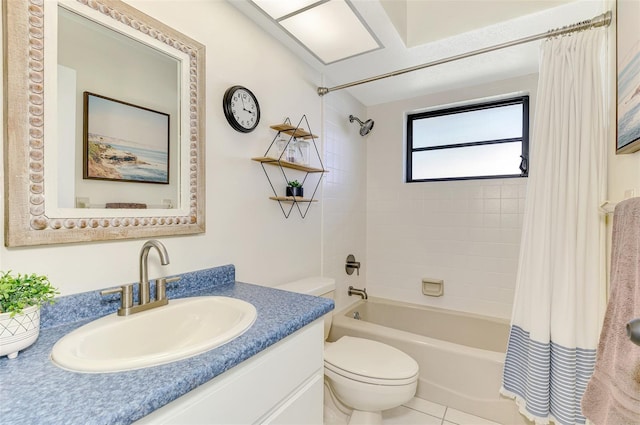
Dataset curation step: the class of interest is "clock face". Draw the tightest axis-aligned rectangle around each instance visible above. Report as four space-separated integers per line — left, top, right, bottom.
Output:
223 86 260 133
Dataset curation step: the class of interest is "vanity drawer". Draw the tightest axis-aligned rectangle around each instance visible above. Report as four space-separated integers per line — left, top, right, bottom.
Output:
259 373 323 425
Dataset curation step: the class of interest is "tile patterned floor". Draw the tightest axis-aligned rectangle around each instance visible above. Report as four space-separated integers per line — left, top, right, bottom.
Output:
381 398 501 425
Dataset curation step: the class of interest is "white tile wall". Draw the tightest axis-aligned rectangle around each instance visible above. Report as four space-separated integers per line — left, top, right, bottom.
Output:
321 89 368 313
366 178 526 318
365 75 537 319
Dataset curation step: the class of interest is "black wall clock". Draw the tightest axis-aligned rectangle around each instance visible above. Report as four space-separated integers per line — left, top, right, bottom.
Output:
222 85 261 133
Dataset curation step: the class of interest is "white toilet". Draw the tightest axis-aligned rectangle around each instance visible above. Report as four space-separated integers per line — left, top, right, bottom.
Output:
277 277 419 425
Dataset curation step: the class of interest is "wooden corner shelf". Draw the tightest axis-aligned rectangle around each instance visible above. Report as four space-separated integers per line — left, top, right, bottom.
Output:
269 124 317 139
269 196 318 203
251 157 327 173
254 115 326 219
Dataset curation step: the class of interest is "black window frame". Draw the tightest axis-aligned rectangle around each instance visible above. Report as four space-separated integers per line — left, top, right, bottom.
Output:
406 96 530 182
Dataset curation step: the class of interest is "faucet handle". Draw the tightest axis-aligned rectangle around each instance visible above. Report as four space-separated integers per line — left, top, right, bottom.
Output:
100 284 134 315
156 276 180 301
345 254 361 276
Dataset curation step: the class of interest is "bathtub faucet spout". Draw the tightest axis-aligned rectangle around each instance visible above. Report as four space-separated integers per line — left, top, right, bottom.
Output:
348 286 368 300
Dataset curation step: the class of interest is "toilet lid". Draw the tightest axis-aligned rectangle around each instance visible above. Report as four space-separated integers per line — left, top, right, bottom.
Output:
324 336 419 381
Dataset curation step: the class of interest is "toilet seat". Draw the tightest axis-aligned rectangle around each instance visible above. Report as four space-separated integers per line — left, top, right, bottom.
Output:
324 336 419 386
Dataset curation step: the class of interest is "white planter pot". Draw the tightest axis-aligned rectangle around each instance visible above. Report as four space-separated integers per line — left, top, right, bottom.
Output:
0 305 41 359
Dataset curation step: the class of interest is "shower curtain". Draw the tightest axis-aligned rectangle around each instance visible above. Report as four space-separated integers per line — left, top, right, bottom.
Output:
500 28 608 425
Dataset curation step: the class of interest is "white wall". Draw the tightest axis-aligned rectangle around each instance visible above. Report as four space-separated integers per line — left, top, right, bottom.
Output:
366 74 537 319
607 0 640 203
0 0 326 295
604 0 640 290
321 84 368 313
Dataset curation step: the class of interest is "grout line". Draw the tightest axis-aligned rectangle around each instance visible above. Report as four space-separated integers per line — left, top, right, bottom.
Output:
399 404 445 423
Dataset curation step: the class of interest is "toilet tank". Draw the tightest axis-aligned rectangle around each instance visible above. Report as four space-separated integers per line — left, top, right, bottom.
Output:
276 277 335 339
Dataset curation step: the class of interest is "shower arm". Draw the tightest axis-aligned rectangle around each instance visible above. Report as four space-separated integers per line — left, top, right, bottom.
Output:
349 115 364 125
349 115 374 136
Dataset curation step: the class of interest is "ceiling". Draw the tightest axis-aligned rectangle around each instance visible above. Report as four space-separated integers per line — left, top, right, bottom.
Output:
228 0 606 106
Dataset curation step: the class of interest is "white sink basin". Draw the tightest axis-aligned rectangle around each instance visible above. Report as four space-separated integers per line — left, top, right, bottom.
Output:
51 296 257 373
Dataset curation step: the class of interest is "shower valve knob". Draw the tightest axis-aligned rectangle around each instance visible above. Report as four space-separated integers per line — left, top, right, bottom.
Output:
345 254 361 276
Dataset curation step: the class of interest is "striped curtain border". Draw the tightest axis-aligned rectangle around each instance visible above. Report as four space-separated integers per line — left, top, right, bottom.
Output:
501 325 597 425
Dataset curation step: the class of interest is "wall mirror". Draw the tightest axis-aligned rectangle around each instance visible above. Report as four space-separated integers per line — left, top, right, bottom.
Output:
4 0 205 246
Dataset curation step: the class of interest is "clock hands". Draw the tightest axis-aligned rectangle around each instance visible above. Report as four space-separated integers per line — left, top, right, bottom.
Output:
239 95 255 115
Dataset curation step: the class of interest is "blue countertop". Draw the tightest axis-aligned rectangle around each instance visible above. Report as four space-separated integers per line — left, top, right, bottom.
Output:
0 265 334 424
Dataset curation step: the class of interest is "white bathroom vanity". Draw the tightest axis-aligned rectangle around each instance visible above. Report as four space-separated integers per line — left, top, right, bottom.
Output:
136 320 324 424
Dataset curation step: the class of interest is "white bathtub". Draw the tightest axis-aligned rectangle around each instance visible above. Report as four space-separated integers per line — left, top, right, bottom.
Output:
328 297 527 425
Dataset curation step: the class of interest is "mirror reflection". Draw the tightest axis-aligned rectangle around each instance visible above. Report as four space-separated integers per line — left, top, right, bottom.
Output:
57 6 180 209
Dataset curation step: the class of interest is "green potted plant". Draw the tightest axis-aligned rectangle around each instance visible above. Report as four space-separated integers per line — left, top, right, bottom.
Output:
286 180 304 198
0 271 58 359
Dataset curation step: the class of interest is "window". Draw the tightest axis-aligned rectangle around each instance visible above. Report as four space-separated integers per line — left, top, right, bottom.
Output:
406 96 529 182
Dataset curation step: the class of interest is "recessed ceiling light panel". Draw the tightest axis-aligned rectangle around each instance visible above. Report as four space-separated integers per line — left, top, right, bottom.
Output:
251 0 321 20
279 0 380 64
250 0 381 65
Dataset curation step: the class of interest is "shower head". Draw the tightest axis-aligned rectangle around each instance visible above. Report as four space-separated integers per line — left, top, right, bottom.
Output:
349 115 374 136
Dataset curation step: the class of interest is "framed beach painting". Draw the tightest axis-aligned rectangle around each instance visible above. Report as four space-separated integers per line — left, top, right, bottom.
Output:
616 0 640 154
83 92 170 183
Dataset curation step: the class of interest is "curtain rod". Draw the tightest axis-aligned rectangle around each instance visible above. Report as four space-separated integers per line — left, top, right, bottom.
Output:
317 11 612 96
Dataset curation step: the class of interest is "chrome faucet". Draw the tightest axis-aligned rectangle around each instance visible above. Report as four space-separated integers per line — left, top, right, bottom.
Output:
139 240 169 305
101 239 180 316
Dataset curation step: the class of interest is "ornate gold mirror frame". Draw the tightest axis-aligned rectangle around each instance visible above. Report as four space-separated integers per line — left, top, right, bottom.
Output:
4 0 205 246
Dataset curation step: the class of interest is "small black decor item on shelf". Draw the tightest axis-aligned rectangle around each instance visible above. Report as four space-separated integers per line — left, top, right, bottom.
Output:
286 180 303 198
